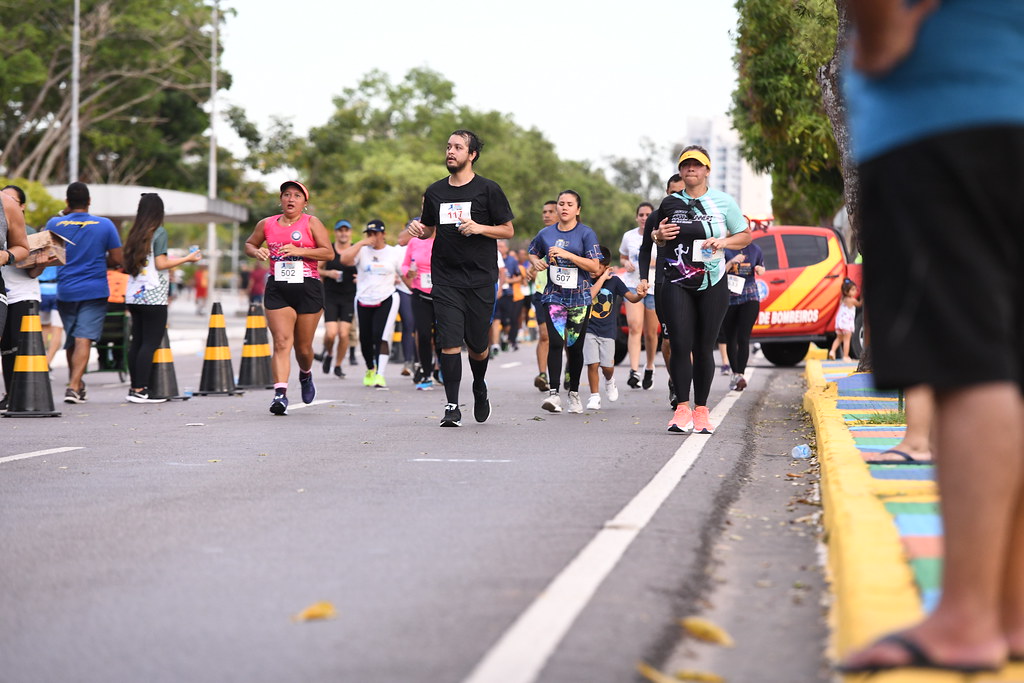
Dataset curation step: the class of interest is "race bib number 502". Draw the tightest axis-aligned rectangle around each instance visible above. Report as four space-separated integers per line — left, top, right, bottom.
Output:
440 202 471 225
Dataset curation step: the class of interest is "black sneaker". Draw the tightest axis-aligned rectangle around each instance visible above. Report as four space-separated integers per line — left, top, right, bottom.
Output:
642 369 654 390
299 371 316 404
473 382 491 423
627 370 641 389
440 403 462 427
334 366 345 378
321 353 333 374
64 385 87 404
127 390 167 404
313 352 323 362
270 393 289 415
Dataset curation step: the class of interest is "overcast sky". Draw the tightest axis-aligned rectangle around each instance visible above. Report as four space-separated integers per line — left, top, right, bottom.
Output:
218 1 740 172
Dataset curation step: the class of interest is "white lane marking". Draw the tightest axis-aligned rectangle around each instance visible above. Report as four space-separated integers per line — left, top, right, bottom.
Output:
463 369 754 683
0 447 84 465
287 399 335 411
500 361 523 369
411 458 512 463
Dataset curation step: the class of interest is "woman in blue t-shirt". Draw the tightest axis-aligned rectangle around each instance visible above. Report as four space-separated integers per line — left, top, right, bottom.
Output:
722 242 765 392
528 190 602 415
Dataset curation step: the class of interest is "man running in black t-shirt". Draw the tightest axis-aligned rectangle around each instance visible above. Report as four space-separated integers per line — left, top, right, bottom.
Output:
407 130 515 427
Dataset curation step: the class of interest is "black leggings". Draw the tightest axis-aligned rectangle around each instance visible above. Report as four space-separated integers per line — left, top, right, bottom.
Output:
722 299 760 375
127 304 168 390
543 303 591 393
411 290 436 371
657 280 729 406
1 299 32 395
357 295 395 370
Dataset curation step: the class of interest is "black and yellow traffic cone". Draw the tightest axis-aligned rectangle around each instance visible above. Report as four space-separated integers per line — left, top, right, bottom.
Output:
148 329 188 400
194 302 243 396
237 303 273 389
4 301 60 418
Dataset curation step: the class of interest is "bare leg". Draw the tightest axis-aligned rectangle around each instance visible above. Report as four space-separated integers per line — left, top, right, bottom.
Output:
321 321 338 357
334 320 351 368
890 384 934 460
67 337 91 391
624 299 643 372
266 307 297 384
587 363 600 394
536 323 549 374
293 311 321 373
1001 392 1024 655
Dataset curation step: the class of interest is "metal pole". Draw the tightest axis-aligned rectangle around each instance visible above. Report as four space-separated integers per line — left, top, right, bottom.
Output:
206 0 219 302
69 0 80 182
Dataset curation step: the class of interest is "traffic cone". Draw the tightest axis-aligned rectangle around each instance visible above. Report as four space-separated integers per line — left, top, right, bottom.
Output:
237 303 273 389
148 329 188 400
4 301 60 418
194 302 243 396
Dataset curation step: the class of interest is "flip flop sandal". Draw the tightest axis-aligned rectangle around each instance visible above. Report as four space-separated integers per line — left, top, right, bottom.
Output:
870 448 930 464
837 633 1001 674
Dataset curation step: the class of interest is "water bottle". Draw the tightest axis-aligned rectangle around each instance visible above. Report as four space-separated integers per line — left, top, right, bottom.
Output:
790 444 811 459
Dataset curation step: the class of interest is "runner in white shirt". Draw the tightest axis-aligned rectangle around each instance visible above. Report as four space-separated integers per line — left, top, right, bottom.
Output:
619 202 660 390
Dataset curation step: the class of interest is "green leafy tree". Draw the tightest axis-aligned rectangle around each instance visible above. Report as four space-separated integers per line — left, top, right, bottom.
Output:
0 0 224 186
0 177 65 227
731 0 843 226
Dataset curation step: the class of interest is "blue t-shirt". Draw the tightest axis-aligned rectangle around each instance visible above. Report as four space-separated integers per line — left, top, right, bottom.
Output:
528 222 602 308
501 253 519 295
588 274 629 340
724 243 764 305
46 211 122 302
844 1 1024 163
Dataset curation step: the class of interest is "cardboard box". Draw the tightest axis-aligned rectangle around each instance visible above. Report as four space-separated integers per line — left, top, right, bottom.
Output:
15 231 67 268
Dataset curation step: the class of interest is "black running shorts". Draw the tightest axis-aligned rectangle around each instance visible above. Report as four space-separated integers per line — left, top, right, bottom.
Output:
432 283 495 354
264 277 325 315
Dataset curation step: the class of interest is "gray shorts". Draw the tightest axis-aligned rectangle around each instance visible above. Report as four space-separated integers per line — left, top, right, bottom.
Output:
584 334 614 367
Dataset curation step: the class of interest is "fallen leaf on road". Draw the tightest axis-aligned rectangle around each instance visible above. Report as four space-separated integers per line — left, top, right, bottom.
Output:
530 416 545 421
636 662 677 683
292 601 336 622
679 617 735 647
674 670 725 682
786 473 804 478
208 459 220 463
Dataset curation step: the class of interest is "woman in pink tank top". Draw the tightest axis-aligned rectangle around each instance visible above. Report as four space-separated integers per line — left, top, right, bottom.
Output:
244 180 333 416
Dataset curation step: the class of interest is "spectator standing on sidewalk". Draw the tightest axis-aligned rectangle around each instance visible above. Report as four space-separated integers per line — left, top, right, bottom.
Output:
839 0 1024 674
44 182 122 404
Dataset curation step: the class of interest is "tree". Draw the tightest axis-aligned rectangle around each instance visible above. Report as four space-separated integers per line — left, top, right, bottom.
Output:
731 0 844 226
606 138 674 201
0 0 223 186
0 177 65 227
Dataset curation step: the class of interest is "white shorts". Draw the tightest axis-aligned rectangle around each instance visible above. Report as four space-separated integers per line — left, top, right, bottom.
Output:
584 334 615 367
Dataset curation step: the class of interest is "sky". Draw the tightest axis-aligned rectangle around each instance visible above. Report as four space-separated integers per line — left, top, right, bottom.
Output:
218 0 741 174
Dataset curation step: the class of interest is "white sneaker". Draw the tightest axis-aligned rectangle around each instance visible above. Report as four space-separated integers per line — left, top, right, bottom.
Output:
567 391 583 414
729 373 739 391
586 394 601 410
542 391 562 413
605 377 618 402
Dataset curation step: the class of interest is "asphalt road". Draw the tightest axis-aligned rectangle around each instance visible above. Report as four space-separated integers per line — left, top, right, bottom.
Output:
1 300 828 683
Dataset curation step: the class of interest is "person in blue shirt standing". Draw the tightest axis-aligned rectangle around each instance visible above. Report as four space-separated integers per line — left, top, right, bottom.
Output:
45 182 123 404
721 241 765 392
528 189 602 415
839 0 1024 675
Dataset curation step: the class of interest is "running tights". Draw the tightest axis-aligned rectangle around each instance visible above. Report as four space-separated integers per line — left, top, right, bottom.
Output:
722 299 760 375
659 281 729 406
544 304 591 394
357 295 395 370
411 290 436 373
127 304 168 390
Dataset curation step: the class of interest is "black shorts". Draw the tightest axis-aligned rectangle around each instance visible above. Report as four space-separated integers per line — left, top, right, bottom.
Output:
860 125 1024 391
264 277 324 315
324 290 355 323
432 283 495 354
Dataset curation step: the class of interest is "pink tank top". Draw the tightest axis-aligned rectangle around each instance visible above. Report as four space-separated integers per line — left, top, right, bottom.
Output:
264 213 319 279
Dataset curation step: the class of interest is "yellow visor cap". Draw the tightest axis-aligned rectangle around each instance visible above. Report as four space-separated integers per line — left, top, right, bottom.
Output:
678 150 711 169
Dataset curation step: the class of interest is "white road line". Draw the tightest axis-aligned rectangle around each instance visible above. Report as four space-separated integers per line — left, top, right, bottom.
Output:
0 447 84 465
287 399 335 411
463 369 754 683
500 361 523 369
410 458 513 463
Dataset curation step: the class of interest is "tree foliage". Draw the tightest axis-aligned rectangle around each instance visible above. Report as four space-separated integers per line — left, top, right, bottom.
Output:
0 176 66 227
294 68 642 249
731 0 844 226
0 0 222 186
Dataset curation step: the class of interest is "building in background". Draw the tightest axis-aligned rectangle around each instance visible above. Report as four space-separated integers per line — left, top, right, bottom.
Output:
686 116 773 219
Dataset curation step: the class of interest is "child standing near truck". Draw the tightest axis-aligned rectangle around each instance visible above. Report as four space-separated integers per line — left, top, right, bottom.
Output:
828 279 861 360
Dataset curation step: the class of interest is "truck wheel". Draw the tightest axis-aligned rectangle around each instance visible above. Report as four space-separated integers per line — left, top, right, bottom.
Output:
850 308 865 359
761 341 810 367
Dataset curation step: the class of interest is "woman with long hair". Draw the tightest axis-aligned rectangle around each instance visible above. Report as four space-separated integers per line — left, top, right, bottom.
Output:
123 193 201 403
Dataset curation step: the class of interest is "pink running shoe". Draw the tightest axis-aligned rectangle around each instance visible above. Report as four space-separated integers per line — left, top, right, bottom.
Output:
692 406 714 434
668 404 693 433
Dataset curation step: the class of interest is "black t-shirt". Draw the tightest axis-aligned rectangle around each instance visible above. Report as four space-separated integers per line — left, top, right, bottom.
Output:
420 174 515 288
322 245 357 298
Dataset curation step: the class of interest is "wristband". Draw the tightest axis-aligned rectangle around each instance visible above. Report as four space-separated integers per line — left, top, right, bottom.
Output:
3 249 14 266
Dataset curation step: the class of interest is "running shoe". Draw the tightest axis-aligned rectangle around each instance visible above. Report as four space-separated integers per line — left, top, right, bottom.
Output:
692 406 715 434
542 391 562 413
373 372 388 389
64 385 87 404
586 394 601 410
490 344 501 358
605 377 619 402
472 382 490 423
720 364 730 376
534 372 549 392
349 348 358 365
363 369 376 387
127 390 167 404
642 369 654 390
402 361 413 377
729 373 739 391
566 391 583 414
440 403 462 427
667 403 692 433
734 374 747 391
627 370 641 389
321 352 332 375
416 378 434 390
313 352 323 362
334 366 345 378
270 393 289 415
300 371 316 403
412 364 425 384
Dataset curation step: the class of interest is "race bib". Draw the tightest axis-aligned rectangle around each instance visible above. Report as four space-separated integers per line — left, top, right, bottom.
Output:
440 202 471 225
692 239 723 263
420 272 432 289
274 260 303 283
550 265 579 289
727 274 744 294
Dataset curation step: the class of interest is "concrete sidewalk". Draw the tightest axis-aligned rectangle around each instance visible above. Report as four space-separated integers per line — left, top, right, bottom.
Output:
805 358 1024 682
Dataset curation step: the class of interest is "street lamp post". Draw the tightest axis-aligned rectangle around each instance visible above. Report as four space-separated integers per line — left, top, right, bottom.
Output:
206 0 219 302
69 0 80 182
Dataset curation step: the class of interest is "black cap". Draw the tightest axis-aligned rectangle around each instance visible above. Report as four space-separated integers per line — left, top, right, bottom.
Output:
364 219 385 233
